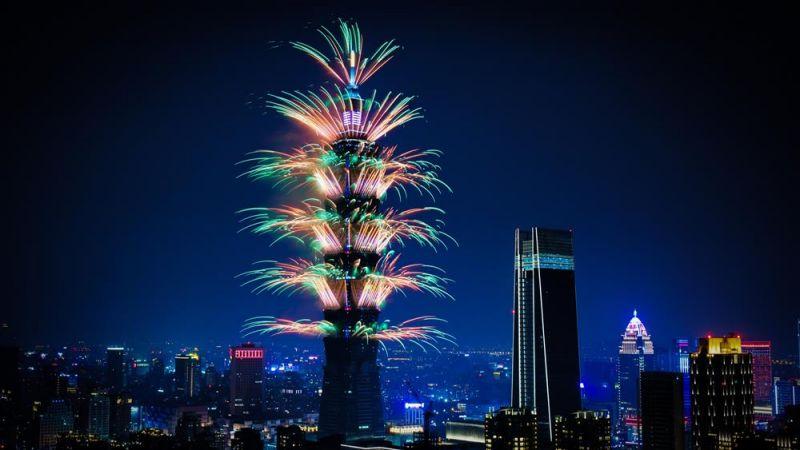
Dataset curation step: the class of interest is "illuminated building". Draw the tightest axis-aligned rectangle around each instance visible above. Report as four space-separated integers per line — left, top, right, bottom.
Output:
277 424 306 450
229 343 264 418
616 310 654 446
39 399 74 449
239 20 453 442
742 340 773 421
485 408 537 450
175 411 203 444
773 377 799 415
174 352 200 398
671 339 692 431
445 421 484 444
512 227 581 443
690 335 753 449
552 410 611 450
640 372 684 450
88 392 110 440
105 347 126 392
109 392 133 439
404 402 425 426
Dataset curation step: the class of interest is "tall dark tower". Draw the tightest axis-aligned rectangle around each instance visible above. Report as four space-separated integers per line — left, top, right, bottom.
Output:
105 347 126 392
318 308 383 437
512 227 581 442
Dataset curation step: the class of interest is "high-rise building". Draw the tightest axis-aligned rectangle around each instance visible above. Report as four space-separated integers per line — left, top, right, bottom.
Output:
640 372 684 450
797 319 800 370
552 410 611 450
690 335 753 449
39 399 74 449
773 377 800 415
277 424 306 450
742 340 773 421
88 392 110 440
109 392 132 439
319 316 384 439
445 421 485 444
671 338 692 430
616 310 654 446
404 402 425 426
229 344 264 418
175 411 203 444
485 407 537 450
512 227 581 443
105 347 126 392
174 352 200 398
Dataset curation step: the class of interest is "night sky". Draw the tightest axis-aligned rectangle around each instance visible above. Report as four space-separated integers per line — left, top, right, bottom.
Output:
6 3 799 354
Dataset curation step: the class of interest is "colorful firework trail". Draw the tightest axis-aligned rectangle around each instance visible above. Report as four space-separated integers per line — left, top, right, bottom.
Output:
241 19 454 351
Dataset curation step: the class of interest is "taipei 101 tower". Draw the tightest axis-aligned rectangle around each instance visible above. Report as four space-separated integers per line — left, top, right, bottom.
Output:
239 20 454 441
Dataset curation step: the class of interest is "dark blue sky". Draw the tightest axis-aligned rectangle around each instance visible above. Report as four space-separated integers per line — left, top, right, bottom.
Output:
6 3 798 354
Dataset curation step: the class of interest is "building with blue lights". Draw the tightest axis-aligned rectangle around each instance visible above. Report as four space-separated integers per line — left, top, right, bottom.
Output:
511 227 581 444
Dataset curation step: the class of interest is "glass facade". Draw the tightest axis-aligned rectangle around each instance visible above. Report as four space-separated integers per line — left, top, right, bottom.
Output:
511 227 581 443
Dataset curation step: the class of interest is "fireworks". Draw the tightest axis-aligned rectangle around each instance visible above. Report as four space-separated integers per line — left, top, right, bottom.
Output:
243 316 454 353
241 251 452 311
241 19 454 351
241 144 451 200
290 19 399 89
267 87 422 142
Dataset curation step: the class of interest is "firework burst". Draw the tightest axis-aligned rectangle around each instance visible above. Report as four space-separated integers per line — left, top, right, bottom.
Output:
290 19 399 88
241 19 454 352
240 144 450 200
267 87 421 142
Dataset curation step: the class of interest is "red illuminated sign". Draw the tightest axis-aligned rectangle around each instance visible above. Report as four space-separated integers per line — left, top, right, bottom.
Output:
232 348 264 360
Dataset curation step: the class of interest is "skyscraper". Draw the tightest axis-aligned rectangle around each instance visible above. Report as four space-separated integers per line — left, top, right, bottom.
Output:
640 371 684 450
741 340 772 421
690 335 753 449
229 343 264 418
174 352 200 399
552 410 611 450
773 377 799 415
512 227 581 443
671 338 692 431
39 399 74 449
88 392 110 440
616 310 654 446
485 407 537 450
105 347 125 392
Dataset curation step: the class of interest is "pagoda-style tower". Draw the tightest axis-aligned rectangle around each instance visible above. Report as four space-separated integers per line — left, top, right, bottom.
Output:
239 21 454 440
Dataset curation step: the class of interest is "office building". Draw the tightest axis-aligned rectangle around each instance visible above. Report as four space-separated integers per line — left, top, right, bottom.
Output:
512 227 581 443
229 344 264 418
405 402 425 426
616 310 654 445
671 338 692 430
552 410 611 450
39 399 74 449
277 424 305 450
640 371 684 450
105 347 126 392
88 392 110 440
742 340 773 421
773 377 800 415
690 335 753 449
319 309 384 440
485 407 537 450
109 392 132 439
446 421 485 444
174 352 200 398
